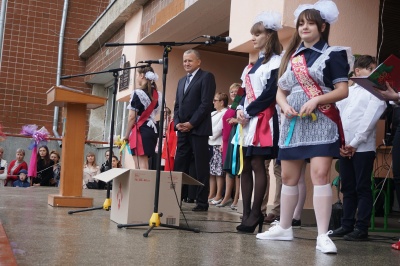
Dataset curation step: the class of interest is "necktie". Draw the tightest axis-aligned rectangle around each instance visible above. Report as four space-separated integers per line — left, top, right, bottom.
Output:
184 73 192 93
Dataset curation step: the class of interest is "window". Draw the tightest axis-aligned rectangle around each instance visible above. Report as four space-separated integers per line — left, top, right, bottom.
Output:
104 85 126 142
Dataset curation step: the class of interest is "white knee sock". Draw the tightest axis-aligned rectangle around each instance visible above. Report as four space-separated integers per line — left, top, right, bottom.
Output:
279 184 299 229
293 174 306 220
313 184 332 235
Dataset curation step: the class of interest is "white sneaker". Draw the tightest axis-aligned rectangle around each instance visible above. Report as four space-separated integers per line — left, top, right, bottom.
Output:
256 224 293 240
316 232 337 254
271 219 280 226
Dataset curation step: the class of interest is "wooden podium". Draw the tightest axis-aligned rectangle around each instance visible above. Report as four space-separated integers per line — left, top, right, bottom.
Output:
46 85 107 207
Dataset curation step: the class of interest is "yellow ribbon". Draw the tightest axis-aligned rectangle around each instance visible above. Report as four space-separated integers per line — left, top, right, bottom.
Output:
298 113 317 121
238 124 244 175
285 113 317 146
114 135 129 154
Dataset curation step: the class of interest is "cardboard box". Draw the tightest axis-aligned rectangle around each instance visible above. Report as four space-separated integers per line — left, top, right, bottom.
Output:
95 169 203 227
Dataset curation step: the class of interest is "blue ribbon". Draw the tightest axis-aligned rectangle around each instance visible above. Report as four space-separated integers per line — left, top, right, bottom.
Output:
231 125 240 175
284 117 297 146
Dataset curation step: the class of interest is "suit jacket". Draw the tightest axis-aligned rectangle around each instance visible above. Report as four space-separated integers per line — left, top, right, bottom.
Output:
174 68 216 136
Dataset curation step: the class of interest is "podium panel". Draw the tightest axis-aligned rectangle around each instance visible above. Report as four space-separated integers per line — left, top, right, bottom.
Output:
95 169 203 226
47 85 106 207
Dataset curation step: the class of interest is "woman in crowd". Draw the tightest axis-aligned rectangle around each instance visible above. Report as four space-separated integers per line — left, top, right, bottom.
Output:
235 11 282 233
50 150 61 187
83 152 100 189
6 148 28 186
111 155 122 168
257 0 352 255
32 145 55 186
124 66 162 170
218 83 241 208
208 92 228 204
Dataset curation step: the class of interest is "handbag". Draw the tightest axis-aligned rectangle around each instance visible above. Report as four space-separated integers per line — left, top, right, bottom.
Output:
86 181 98 189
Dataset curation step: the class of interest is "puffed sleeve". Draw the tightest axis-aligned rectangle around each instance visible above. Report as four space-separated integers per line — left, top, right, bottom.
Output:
325 50 350 85
128 92 145 114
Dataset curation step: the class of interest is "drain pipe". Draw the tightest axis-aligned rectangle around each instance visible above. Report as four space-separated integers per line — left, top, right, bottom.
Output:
53 0 69 146
0 0 8 71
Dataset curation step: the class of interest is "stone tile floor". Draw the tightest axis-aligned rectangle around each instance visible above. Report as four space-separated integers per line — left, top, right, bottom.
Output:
0 187 400 265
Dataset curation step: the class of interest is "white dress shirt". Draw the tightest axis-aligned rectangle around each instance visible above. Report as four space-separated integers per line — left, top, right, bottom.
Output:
337 83 386 152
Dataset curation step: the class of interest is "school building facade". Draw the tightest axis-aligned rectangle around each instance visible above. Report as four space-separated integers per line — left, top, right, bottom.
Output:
1 0 397 217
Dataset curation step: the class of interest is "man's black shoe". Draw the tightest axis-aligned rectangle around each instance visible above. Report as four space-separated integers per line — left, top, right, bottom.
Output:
192 205 208 212
328 227 353 237
344 228 368 241
186 198 195 203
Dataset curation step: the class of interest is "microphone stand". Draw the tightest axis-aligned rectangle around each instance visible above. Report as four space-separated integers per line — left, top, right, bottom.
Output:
61 65 148 215
110 40 216 237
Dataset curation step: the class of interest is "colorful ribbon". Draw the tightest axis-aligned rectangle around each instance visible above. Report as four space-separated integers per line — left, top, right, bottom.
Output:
232 124 244 175
114 135 131 155
284 113 317 146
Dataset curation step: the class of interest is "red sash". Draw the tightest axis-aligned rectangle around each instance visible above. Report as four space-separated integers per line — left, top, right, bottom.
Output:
252 105 275 147
129 89 159 155
244 63 274 147
244 64 255 103
291 54 345 146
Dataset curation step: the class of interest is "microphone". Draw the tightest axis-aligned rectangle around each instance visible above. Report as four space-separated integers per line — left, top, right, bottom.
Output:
105 43 122 47
202 35 232 43
138 59 163 64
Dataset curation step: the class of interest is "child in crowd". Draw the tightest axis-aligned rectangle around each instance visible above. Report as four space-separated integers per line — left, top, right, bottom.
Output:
13 169 30 188
257 0 352 254
330 55 386 241
236 10 282 233
50 150 61 187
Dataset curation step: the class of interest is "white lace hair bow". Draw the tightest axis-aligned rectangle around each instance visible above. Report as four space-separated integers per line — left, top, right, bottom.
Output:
294 0 339 25
254 11 283 31
145 71 158 82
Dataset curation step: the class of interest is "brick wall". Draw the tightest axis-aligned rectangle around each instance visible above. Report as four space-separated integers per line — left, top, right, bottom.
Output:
0 0 110 134
85 26 124 81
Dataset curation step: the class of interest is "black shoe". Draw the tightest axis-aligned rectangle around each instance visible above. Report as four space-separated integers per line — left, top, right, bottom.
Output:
344 228 368 241
183 198 195 203
328 227 353 237
292 219 301 228
236 215 264 234
192 205 208 212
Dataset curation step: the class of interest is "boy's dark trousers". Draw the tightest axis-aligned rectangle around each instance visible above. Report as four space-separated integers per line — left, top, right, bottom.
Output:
339 151 375 232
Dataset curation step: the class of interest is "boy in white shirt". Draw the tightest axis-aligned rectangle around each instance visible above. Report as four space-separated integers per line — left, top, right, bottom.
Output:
330 55 386 241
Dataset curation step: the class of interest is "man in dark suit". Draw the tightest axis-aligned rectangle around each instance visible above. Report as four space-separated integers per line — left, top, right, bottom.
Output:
174 49 216 211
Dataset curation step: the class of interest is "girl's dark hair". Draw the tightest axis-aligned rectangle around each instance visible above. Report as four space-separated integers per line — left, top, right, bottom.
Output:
37 145 51 166
137 66 157 100
278 9 330 78
112 155 122 168
251 22 283 64
354 55 376 69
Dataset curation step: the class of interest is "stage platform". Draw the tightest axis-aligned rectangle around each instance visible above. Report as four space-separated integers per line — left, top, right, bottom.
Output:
0 187 400 265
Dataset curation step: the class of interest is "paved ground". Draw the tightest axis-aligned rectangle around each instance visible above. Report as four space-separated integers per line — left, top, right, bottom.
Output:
1 187 400 265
